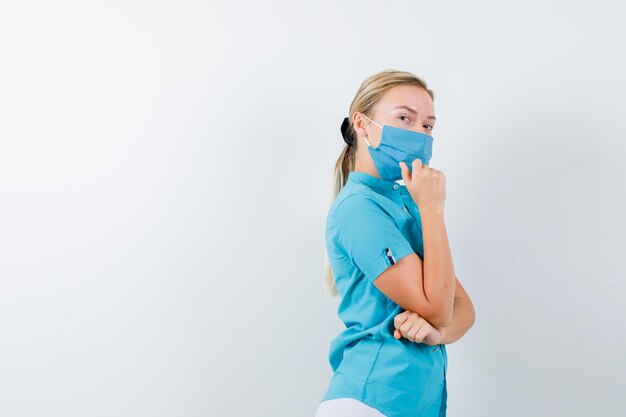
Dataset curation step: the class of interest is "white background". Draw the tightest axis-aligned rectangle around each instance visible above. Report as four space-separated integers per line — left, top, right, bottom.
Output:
1 1 625 416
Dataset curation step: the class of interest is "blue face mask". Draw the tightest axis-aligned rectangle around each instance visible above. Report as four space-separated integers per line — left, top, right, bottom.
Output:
361 113 434 182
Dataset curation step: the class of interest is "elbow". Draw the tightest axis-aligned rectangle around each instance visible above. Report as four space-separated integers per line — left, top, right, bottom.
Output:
402 297 453 328
429 304 454 328
399 302 451 328
429 313 452 328
468 303 477 327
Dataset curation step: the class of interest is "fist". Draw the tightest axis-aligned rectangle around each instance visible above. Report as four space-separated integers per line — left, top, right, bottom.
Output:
393 310 443 346
399 159 446 215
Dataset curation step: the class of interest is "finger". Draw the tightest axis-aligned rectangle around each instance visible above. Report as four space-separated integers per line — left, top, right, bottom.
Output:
399 319 415 337
413 324 430 344
394 311 408 328
394 329 401 339
412 158 422 175
407 311 421 319
406 322 423 343
394 310 407 320
399 162 409 183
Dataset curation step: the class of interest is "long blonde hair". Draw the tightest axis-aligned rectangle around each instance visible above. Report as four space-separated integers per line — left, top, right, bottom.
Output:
322 69 435 297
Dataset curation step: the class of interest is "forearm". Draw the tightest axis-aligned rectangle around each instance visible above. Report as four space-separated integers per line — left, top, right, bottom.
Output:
438 296 475 345
421 210 456 325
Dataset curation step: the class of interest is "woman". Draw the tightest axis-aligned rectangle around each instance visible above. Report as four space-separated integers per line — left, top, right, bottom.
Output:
316 69 475 417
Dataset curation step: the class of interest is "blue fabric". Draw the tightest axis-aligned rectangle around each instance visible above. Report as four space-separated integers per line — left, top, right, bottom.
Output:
361 113 433 181
322 170 447 417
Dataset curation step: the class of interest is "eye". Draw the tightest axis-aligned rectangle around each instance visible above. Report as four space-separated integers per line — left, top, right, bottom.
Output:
424 124 434 130
399 115 411 122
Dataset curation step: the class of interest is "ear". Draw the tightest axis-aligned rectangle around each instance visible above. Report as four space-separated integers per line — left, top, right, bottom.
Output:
352 112 366 135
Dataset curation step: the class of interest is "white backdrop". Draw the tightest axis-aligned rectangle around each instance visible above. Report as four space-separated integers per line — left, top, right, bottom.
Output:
1 1 625 416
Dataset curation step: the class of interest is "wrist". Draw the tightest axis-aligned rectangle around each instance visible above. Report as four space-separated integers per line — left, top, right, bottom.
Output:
420 208 445 221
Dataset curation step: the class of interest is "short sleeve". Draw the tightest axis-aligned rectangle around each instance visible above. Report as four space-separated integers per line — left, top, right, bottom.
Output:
330 193 415 283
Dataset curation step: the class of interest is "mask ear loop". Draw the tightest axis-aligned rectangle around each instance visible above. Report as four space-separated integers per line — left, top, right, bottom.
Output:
361 113 383 148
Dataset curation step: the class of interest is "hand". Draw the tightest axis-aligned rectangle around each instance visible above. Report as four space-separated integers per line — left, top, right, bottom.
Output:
399 159 446 215
393 310 443 346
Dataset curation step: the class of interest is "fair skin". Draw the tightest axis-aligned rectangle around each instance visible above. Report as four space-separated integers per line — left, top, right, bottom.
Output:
352 84 475 346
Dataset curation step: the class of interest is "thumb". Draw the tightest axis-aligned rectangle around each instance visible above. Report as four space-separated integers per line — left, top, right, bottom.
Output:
399 162 409 183
394 329 401 339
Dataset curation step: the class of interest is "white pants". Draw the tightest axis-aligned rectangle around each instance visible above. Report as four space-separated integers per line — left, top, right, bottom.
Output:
315 398 387 417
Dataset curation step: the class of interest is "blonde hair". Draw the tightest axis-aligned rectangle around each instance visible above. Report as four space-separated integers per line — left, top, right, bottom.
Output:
322 69 435 297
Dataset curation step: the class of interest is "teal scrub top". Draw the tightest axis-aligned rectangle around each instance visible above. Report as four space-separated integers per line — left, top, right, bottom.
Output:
321 170 448 417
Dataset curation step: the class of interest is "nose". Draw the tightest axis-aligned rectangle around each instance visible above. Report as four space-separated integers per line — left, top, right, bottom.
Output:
412 127 429 136
415 127 433 138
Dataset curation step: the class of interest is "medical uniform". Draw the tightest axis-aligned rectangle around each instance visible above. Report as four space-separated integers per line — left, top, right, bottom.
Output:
318 170 447 417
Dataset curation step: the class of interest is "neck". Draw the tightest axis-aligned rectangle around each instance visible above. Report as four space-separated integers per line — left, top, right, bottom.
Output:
353 152 381 179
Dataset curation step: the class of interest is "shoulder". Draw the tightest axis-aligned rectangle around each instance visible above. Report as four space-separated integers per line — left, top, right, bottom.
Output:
326 188 398 234
330 188 382 216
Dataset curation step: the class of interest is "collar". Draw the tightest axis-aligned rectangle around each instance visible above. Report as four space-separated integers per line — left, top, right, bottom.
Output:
347 170 404 193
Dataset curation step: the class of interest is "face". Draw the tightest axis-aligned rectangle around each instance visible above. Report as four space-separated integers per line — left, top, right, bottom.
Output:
353 84 436 148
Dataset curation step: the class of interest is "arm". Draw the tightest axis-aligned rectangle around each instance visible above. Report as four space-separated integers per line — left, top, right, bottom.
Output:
374 210 456 328
421 209 456 327
438 275 475 344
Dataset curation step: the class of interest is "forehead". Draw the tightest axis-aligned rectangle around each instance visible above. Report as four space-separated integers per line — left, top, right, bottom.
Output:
377 85 434 115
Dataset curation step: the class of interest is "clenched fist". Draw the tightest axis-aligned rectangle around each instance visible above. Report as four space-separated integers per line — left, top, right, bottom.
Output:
399 159 446 215
393 310 443 346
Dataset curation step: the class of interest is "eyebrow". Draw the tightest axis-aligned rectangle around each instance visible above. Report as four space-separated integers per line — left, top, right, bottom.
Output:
394 105 436 120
